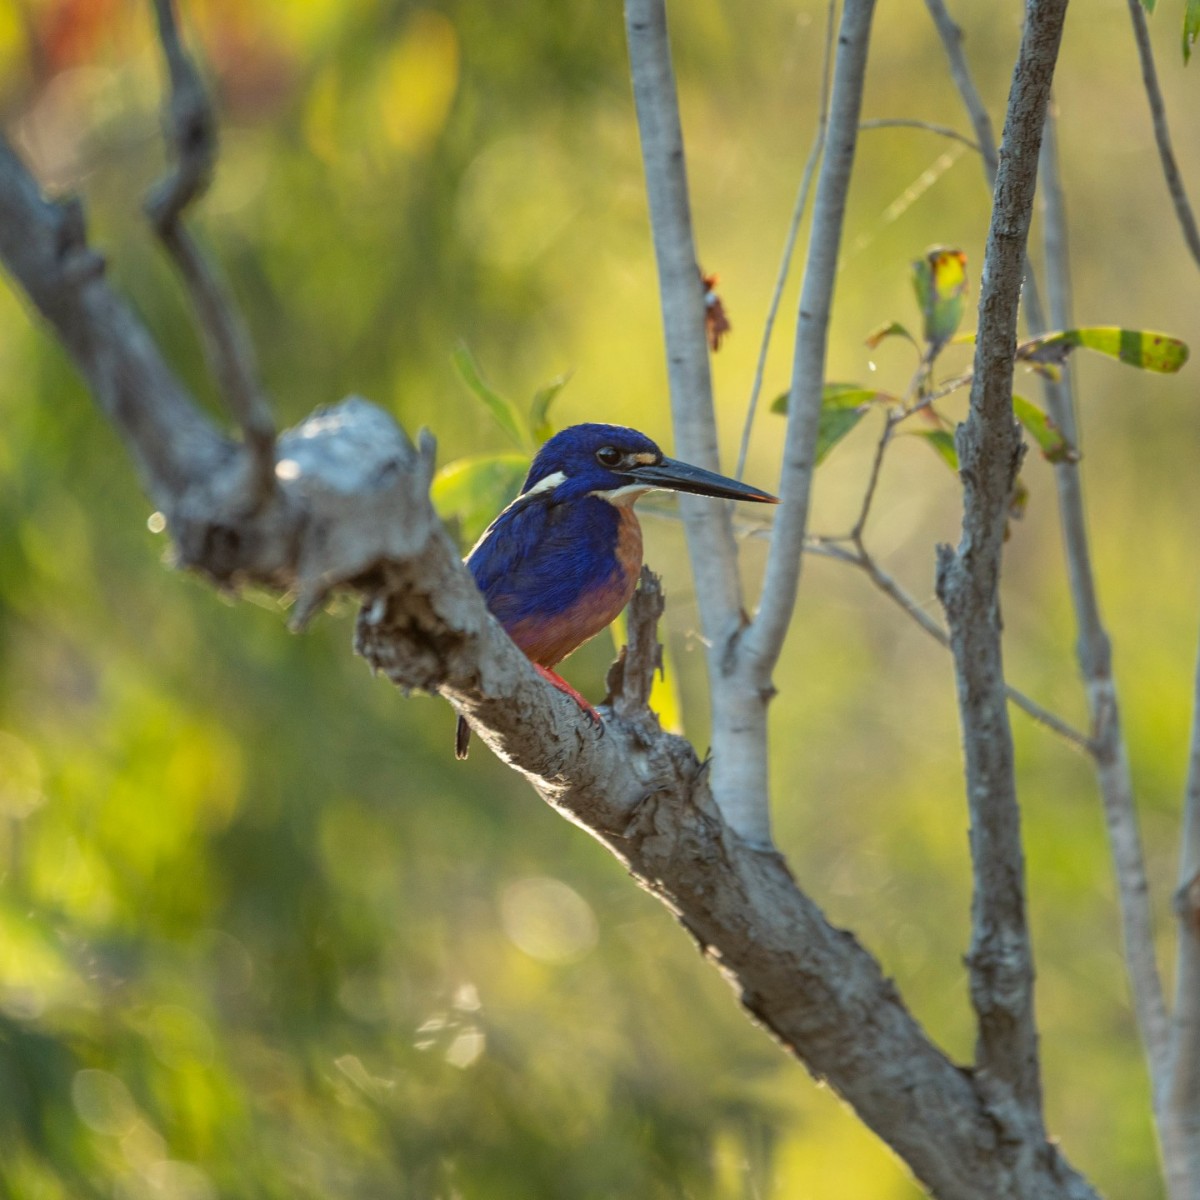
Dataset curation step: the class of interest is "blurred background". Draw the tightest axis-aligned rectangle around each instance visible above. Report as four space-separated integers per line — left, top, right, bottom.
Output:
0 0 1197 1195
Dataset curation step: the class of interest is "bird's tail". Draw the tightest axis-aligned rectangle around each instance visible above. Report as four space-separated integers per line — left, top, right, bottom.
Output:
455 714 471 760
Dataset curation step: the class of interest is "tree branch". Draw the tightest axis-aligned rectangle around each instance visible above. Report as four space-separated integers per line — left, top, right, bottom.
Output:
934 0 1068 1121
1126 0 1200 270
625 0 771 843
0 114 1112 1199
146 0 276 504
734 0 836 484
1162 629 1200 1193
744 0 876 686
1038 104 1172 1106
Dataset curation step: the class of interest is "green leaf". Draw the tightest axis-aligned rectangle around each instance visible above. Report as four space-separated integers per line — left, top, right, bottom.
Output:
912 247 969 350
529 372 572 444
1012 394 1078 463
771 383 896 464
909 427 959 471
451 344 531 450
1141 0 1156 12
1186 0 1200 61
1017 327 1189 373
864 320 919 351
431 453 529 549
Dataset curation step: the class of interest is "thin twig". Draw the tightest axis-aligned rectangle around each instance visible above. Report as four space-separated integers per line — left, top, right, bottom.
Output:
1041 105 1183 1192
859 117 982 155
735 0 836 482
743 0 877 683
802 538 1095 751
1126 0 1200 269
922 0 998 179
146 0 276 504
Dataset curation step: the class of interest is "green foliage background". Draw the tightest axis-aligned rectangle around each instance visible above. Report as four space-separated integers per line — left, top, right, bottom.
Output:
1 0 1198 1196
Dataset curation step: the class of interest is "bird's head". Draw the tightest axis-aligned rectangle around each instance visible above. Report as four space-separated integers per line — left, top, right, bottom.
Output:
522 423 778 507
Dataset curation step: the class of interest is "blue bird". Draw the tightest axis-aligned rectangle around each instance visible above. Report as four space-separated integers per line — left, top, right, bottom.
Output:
456 422 778 758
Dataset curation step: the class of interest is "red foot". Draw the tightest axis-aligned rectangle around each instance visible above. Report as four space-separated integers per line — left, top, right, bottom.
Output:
534 665 604 735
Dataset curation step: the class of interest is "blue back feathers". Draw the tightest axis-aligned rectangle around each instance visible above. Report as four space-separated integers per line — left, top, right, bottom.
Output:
467 424 658 627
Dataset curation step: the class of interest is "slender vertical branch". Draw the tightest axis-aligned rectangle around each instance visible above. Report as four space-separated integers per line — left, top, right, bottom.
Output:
624 0 742 630
1039 113 1172 1111
1126 0 1200 269
735 0 836 483
743 0 877 679
922 0 998 179
147 0 276 503
1165 641 1200 1192
935 0 1068 1119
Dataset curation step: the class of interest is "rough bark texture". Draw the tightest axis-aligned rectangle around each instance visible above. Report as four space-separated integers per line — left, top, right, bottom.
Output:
934 0 1068 1127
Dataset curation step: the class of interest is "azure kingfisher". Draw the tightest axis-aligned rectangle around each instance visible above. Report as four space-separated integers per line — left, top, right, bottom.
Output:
455 422 778 758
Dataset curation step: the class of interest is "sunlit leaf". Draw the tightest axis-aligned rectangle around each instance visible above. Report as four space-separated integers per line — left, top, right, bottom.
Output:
771 383 896 465
1186 0 1200 61
864 320 919 351
909 427 959 471
529 372 571 444
1017 327 1189 372
609 613 683 735
431 453 529 549
452 344 532 450
1009 475 1030 524
1012 393 1078 463
912 247 968 350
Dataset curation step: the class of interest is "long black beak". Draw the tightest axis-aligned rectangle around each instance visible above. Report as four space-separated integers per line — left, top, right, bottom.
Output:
625 456 778 503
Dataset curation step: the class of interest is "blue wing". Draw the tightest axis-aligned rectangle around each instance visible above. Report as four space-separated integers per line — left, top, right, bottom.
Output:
466 493 621 628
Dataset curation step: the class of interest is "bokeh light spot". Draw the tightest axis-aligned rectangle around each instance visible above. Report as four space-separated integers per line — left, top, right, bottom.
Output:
500 876 598 964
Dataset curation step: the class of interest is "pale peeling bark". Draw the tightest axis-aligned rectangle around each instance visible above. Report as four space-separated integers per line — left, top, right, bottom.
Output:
0 123 1106 1197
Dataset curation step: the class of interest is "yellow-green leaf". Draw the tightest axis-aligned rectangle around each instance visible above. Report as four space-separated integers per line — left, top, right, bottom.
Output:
912 247 968 350
909 427 958 471
771 383 897 465
431 453 529 549
452 344 531 450
1012 394 1078 463
529 373 571 444
1017 327 1189 373
609 612 683 735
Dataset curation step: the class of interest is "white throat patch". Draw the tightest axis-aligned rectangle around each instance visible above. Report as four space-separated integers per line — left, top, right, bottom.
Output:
591 484 651 507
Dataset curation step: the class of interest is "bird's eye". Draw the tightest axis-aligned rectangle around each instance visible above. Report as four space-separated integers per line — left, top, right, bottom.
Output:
595 446 622 467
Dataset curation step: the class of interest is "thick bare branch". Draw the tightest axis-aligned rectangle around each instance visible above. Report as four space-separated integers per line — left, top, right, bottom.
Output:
625 0 776 843
935 0 1068 1121
0 136 229 506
